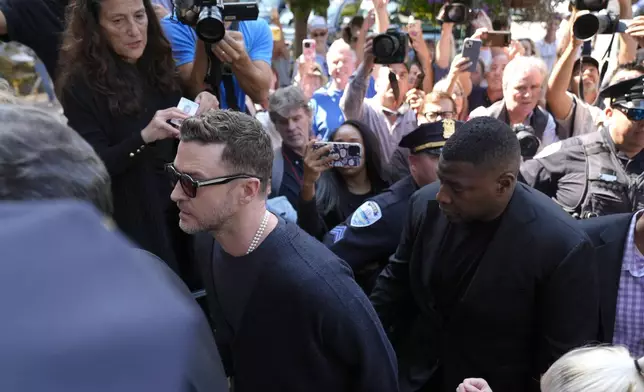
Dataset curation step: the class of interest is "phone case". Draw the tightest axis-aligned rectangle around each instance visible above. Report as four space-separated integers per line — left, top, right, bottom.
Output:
313 142 362 168
462 39 482 73
303 39 316 61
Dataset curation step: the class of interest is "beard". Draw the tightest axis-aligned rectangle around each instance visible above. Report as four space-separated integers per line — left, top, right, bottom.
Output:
178 199 236 235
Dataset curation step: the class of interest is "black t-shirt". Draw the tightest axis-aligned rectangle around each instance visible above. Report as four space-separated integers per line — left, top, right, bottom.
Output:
1 0 68 77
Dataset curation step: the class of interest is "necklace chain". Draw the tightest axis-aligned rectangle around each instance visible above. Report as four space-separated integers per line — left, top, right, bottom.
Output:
246 210 270 255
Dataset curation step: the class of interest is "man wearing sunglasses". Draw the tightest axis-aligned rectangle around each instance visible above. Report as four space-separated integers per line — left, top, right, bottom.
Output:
521 73 644 219
172 110 398 392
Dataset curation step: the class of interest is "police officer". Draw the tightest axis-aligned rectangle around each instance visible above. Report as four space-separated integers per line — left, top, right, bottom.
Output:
521 74 644 218
323 119 463 292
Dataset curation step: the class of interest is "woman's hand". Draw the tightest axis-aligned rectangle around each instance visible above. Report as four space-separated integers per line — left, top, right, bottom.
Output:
302 139 334 187
507 40 525 60
448 54 472 78
195 91 219 115
141 108 188 144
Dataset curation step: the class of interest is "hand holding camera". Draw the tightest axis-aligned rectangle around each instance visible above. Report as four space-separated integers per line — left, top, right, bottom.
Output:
372 28 408 65
303 140 334 186
141 108 189 144
212 31 248 65
405 88 426 115
448 54 472 78
363 37 376 69
626 16 644 47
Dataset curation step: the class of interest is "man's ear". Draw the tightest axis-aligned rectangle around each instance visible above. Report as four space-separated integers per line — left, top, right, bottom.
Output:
497 171 516 195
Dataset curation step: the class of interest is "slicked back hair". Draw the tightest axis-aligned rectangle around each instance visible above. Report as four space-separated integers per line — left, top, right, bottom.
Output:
441 117 521 174
180 110 274 194
0 105 112 215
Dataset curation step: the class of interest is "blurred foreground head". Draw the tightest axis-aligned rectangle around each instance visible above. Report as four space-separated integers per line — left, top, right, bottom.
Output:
0 105 113 215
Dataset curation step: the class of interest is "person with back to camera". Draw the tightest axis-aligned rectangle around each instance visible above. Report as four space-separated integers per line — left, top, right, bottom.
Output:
57 0 219 277
370 117 598 392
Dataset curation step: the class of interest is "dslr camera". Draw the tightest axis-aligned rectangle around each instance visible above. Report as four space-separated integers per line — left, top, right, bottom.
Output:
573 10 629 40
437 3 474 24
372 28 408 65
512 124 541 159
175 0 259 43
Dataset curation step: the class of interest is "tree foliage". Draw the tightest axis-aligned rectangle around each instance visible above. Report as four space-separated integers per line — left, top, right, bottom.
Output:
290 0 330 57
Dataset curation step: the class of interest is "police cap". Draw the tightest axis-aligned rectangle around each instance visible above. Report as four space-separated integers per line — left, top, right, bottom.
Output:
600 74 644 108
399 119 463 155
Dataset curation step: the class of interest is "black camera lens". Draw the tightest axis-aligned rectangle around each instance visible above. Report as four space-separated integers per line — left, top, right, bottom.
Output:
304 42 311 49
373 35 398 59
447 7 464 21
348 145 360 156
196 6 225 43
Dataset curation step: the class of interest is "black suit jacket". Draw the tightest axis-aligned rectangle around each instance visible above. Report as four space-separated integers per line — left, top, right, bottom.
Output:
371 182 599 392
577 213 633 344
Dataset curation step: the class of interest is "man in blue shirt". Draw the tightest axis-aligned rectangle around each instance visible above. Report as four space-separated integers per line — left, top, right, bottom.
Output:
160 15 273 112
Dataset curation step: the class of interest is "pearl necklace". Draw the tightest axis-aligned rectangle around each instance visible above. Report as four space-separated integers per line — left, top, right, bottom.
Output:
246 210 270 255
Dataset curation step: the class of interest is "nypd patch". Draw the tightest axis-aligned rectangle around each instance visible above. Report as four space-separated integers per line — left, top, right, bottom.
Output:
350 201 383 228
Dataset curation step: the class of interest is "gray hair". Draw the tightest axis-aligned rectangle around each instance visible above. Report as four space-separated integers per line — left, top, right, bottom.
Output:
180 110 274 193
502 56 548 92
541 346 644 392
268 85 311 122
0 105 112 215
327 38 357 64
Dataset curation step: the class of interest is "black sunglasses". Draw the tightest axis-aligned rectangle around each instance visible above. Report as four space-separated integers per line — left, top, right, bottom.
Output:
165 163 256 198
614 104 644 122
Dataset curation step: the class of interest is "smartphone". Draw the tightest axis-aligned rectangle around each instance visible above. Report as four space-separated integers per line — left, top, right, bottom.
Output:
312 141 362 168
270 25 282 41
303 39 316 62
483 31 511 47
461 38 482 73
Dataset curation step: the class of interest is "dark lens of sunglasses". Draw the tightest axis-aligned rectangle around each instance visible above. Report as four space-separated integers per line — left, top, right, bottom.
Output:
629 108 644 121
179 176 197 198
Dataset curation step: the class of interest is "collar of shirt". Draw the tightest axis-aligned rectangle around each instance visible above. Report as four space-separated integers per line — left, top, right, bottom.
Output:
282 144 303 163
623 209 644 277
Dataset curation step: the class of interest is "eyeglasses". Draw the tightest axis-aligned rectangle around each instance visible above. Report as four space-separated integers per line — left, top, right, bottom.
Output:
614 104 644 122
310 31 328 38
423 111 455 122
165 163 257 198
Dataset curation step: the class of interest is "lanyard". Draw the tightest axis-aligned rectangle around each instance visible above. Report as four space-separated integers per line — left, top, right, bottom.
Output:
282 150 302 186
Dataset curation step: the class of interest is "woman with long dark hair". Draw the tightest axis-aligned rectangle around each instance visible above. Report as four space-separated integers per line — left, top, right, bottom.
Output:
298 120 391 239
57 0 218 274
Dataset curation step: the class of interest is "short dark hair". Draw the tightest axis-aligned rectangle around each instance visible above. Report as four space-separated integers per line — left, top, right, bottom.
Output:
180 110 274 193
442 117 521 173
0 105 112 215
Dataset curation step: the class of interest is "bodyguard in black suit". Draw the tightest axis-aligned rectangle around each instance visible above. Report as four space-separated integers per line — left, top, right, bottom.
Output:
371 118 599 392
578 212 642 348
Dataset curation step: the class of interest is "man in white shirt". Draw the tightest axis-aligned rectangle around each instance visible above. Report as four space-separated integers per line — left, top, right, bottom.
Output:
536 13 563 74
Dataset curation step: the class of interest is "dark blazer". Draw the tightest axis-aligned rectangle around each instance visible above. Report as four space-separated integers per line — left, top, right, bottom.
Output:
370 182 599 392
1 201 227 392
194 220 399 392
577 213 633 343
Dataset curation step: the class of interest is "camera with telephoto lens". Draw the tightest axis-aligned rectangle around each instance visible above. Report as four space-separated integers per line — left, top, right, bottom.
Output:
570 0 609 12
572 10 629 41
437 3 474 24
512 124 541 159
174 0 259 44
372 28 408 65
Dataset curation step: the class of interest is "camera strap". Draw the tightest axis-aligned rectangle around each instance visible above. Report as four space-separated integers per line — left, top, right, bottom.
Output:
204 21 241 112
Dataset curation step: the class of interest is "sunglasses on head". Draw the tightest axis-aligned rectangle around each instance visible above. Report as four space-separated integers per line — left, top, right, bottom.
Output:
165 163 257 198
614 104 644 122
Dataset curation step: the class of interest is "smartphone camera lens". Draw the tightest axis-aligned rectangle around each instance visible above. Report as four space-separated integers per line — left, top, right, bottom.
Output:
348 145 360 156
304 42 311 48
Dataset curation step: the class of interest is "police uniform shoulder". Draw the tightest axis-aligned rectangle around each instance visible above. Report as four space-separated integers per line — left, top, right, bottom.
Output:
534 136 584 160
350 200 384 228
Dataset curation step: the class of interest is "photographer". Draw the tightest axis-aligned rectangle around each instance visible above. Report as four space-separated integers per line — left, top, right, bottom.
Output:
160 5 272 110
0 0 68 78
470 56 558 149
340 36 422 164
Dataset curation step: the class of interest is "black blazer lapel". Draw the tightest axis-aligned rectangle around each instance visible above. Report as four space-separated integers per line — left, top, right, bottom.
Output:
409 200 449 321
597 221 630 343
452 185 536 314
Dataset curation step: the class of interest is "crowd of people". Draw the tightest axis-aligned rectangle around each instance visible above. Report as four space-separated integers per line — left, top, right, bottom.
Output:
2 0 644 391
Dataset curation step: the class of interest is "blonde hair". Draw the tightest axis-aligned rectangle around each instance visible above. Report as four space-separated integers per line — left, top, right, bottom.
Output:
541 346 644 392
